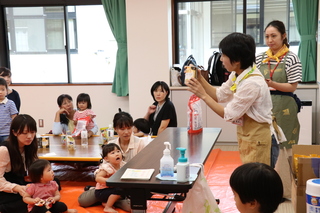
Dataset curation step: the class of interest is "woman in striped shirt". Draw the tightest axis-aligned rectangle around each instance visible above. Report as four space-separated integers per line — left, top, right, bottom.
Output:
256 20 302 199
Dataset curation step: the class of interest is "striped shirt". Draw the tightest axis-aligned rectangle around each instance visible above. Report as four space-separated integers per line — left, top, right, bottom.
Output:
0 98 18 135
256 51 302 84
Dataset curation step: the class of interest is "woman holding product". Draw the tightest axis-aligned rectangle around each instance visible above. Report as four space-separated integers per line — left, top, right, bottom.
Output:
0 114 38 213
256 20 302 199
52 94 98 137
186 32 272 165
144 81 177 136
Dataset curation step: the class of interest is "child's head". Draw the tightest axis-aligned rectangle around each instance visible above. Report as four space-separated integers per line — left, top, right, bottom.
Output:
101 143 124 162
219 32 255 70
76 93 92 110
133 118 150 134
28 159 54 183
229 162 283 213
150 81 170 102
0 67 12 87
0 78 8 100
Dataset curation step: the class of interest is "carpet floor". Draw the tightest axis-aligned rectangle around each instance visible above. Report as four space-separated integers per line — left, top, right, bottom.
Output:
59 149 242 213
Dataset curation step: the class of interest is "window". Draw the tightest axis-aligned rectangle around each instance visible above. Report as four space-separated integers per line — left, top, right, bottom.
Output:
174 0 299 66
2 3 116 84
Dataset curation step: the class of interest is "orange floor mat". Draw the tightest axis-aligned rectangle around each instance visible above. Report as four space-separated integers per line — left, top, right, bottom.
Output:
59 149 242 213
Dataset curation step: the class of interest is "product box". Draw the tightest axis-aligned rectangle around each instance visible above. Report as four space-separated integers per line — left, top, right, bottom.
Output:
291 145 320 213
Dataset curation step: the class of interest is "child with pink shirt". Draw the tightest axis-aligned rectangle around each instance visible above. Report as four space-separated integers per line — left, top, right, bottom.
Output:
73 93 96 132
23 159 77 213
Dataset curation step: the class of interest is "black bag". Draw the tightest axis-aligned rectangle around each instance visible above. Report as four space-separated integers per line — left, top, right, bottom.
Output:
180 55 197 86
207 51 230 86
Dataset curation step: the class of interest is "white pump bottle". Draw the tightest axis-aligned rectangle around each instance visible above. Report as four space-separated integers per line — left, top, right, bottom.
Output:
160 142 174 177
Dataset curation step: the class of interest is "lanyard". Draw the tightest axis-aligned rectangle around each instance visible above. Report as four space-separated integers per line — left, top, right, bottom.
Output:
268 53 287 80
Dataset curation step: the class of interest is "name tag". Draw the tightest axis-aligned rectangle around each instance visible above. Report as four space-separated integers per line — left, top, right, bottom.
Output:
232 117 243 126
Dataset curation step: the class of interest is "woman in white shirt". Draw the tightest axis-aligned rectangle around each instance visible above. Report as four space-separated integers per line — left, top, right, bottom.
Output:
186 32 272 165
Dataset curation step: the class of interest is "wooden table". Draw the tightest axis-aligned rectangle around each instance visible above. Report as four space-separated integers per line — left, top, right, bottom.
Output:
107 127 221 213
38 135 102 162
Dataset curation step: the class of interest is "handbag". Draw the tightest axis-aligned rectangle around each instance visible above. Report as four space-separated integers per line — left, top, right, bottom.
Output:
182 163 221 213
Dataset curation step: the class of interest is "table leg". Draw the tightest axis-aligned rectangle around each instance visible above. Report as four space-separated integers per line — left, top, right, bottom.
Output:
128 188 148 211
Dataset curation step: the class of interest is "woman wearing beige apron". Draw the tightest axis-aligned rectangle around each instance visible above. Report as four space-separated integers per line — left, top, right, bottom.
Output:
186 32 272 165
256 20 302 199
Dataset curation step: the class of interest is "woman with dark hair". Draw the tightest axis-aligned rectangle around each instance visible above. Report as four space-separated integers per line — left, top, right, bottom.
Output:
52 94 98 137
186 32 272 165
77 111 146 210
256 20 302 200
230 162 283 213
0 114 38 213
144 81 177 136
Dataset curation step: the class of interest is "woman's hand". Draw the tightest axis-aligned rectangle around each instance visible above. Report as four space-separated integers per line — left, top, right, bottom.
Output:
185 77 207 100
147 105 157 115
13 185 27 197
88 130 94 138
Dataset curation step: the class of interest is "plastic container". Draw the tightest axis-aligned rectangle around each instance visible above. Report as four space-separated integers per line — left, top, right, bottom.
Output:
107 124 114 140
176 147 189 182
306 178 320 213
187 94 203 134
160 142 174 177
81 130 88 147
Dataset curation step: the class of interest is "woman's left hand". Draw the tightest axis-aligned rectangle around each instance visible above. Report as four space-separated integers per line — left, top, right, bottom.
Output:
88 130 94 138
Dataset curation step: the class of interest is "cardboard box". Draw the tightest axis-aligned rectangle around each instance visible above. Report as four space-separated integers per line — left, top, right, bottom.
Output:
291 145 320 213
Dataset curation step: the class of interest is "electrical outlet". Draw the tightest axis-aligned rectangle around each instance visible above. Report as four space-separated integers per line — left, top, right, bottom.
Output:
39 119 44 127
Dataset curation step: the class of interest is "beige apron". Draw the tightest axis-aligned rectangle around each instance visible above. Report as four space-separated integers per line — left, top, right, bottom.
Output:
237 114 271 165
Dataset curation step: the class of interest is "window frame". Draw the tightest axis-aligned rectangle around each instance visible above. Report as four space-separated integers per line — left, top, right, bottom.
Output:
0 0 111 85
173 0 296 65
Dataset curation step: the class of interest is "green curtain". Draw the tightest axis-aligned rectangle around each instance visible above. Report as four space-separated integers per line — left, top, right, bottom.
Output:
292 0 318 82
101 0 128 96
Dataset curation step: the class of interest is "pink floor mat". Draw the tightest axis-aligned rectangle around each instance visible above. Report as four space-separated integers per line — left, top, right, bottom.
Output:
59 149 242 213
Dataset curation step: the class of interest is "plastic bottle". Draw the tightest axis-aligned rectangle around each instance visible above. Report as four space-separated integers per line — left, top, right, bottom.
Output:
160 142 174 177
176 147 189 182
187 94 203 134
107 124 114 140
81 130 88 147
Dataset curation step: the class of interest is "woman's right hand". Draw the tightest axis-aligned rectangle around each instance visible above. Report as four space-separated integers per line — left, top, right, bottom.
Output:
147 105 156 115
13 185 27 197
56 108 69 115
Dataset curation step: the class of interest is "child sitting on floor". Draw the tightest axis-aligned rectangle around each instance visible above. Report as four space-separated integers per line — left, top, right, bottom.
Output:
229 162 283 213
94 143 129 213
23 159 77 213
133 118 150 137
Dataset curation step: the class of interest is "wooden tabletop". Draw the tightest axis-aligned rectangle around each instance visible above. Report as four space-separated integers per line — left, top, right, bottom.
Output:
37 135 103 162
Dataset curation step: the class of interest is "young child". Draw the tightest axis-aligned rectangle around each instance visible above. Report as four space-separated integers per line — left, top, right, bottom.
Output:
23 159 77 213
133 118 150 137
94 143 128 213
0 67 21 112
0 77 18 144
229 162 283 213
73 93 96 132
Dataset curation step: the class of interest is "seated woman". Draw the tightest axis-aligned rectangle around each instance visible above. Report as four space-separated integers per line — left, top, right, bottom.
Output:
78 111 147 211
52 94 98 137
144 81 177 136
0 114 38 213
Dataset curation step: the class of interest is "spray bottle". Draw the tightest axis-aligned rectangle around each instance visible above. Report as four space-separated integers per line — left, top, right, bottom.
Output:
160 142 174 177
176 147 189 182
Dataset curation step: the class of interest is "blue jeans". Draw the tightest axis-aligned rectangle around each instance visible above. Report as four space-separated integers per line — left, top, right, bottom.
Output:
270 134 280 168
